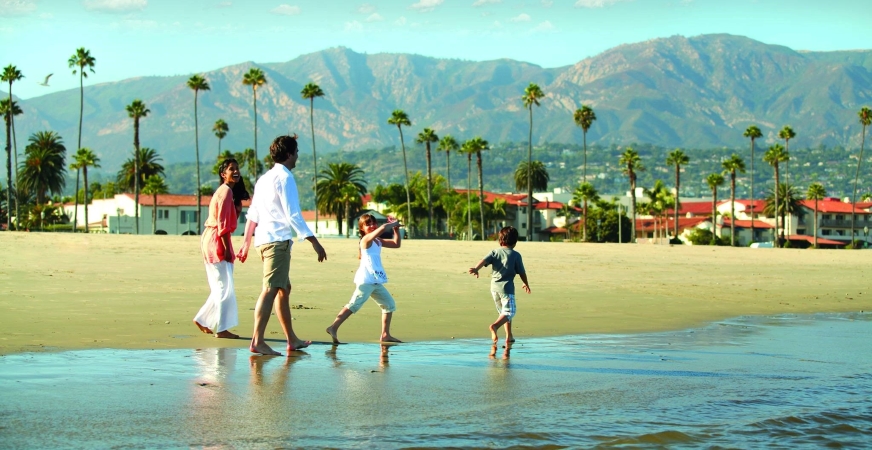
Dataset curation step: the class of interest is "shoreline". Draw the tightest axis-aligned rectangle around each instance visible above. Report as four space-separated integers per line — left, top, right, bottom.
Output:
2 233 870 356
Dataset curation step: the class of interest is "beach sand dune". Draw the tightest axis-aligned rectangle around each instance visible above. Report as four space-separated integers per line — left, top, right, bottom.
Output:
1 233 869 355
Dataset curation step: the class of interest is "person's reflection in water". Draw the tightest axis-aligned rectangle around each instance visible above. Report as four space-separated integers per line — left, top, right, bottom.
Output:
188 348 239 445
489 342 512 361
379 344 390 370
325 345 343 368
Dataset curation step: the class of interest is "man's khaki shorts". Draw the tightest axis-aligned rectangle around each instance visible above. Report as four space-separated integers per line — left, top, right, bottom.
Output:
257 240 291 290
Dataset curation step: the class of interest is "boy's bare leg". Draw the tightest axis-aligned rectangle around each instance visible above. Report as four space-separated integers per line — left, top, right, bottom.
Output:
250 287 282 355
490 315 509 344
380 312 402 343
275 286 311 352
504 321 515 344
326 308 353 344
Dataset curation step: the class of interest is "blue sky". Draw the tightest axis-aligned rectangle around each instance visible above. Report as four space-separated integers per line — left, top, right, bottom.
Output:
2 0 870 99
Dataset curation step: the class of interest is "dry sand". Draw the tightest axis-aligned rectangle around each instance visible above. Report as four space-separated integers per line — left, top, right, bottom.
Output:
1 232 869 355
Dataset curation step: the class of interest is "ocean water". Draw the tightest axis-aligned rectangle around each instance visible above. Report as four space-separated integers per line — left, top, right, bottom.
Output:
1 313 871 449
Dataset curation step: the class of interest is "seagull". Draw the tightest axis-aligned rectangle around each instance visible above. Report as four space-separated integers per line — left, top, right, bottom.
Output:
38 73 52 87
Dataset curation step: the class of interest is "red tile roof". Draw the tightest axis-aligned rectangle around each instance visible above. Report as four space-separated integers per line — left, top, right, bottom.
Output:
800 199 870 214
635 216 709 232
666 201 718 216
124 193 252 207
721 218 775 229
454 189 531 205
785 234 847 246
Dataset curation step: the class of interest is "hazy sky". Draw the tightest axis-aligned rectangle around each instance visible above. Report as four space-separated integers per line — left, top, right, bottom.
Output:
2 0 870 99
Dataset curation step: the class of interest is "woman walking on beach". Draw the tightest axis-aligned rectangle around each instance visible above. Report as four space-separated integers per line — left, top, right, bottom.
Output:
325 214 404 344
194 158 248 339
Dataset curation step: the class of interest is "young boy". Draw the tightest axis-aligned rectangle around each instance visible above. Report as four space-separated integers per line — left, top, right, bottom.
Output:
468 226 530 345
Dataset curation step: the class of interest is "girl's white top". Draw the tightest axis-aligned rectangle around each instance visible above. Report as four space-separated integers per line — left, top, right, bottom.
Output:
354 239 388 285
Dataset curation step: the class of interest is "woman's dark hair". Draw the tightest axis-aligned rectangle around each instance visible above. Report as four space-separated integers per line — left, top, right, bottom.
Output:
218 158 239 185
232 178 250 207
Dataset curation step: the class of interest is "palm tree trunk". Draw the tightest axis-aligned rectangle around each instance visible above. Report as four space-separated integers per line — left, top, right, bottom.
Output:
83 166 89 233
310 98 319 234
134 120 140 235
527 106 533 242
446 151 451 235
252 88 258 180
814 198 819 248
851 124 866 248
73 168 80 232
674 165 680 239
774 166 780 247
582 130 587 184
630 175 636 243
426 142 432 237
74 71 84 233
711 189 718 244
750 139 755 241
11 112 19 230
398 127 412 238
583 199 588 242
4 104 10 232
730 175 736 246
152 192 157 234
467 154 472 240
477 151 484 240
194 90 202 235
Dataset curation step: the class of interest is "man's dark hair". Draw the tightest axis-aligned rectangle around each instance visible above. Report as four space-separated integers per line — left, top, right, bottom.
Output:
498 226 519 247
270 134 298 163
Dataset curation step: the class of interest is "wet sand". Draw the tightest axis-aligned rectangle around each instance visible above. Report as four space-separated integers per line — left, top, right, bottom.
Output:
2 314 870 448
1 232 870 355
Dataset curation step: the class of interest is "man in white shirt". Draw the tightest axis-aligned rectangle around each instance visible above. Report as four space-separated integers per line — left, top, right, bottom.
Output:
237 134 327 356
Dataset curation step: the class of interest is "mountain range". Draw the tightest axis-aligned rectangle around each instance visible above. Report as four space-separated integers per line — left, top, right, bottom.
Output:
6 33 872 172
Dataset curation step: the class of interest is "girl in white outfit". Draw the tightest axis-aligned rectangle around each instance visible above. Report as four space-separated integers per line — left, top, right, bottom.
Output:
326 213 403 344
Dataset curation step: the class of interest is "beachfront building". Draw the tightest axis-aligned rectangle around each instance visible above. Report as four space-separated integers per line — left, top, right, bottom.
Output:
64 193 341 236
453 189 572 241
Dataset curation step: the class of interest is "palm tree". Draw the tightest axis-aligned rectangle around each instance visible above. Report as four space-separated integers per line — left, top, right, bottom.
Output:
705 173 725 244
513 161 550 193
416 127 439 237
460 139 476 240
437 135 458 191
141 175 168 234
387 109 413 236
619 147 644 243
125 99 150 234
763 143 789 246
522 82 545 241
665 149 689 239
852 107 872 247
779 126 796 185
242 67 267 180
301 82 325 234
573 105 596 183
315 162 367 236
2 65 24 231
68 48 95 150
0 98 23 228
468 136 490 240
117 148 165 195
212 119 228 159
722 154 746 246
764 183 801 245
744 125 763 233
806 182 827 248
18 131 66 206
573 182 598 242
187 74 210 235
72 148 100 232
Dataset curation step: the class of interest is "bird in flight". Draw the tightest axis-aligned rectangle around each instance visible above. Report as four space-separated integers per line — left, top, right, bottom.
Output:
38 73 53 87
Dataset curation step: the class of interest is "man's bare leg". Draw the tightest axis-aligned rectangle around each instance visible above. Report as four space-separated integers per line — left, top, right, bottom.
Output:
380 312 402 343
326 307 353 344
250 286 282 356
275 285 311 352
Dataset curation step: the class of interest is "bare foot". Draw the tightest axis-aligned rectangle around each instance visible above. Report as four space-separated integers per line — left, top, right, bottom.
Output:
489 345 497 358
489 324 498 343
194 320 213 334
250 342 282 356
380 335 403 343
287 340 312 352
506 338 516 344
216 330 239 339
326 326 342 344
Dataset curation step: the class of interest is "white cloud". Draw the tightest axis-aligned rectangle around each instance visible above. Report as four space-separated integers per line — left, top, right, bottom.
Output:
0 0 37 16
365 12 383 22
344 20 363 31
39 12 53 18
394 16 407 26
357 3 376 14
472 0 501 6
541 0 553 7
409 0 442 13
270 4 300 16
83 0 147 13
531 20 555 32
491 20 502 28
216 1 231 7
574 0 628 7
509 13 531 22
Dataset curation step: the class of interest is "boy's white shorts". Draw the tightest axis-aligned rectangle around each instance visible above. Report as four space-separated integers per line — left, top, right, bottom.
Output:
491 291 516 321
346 283 397 314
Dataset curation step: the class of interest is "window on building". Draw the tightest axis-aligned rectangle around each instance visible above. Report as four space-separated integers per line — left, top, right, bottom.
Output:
158 209 170 219
823 214 831 220
822 229 831 236
180 210 197 224
521 223 527 229
836 214 844 220
836 230 845 236
797 228 806 235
